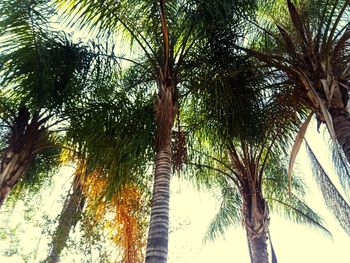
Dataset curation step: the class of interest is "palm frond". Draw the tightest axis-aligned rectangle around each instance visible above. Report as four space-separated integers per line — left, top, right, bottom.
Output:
261 148 331 236
65 84 155 200
205 184 242 241
0 0 54 43
267 195 331 237
263 151 306 199
306 141 350 236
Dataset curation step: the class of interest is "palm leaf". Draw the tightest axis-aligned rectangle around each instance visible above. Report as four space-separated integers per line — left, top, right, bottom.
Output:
267 195 331 237
306 141 350 236
205 184 242 241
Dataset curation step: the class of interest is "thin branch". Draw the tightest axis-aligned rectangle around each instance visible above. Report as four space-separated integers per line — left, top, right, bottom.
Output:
186 161 240 189
116 16 157 69
191 149 235 174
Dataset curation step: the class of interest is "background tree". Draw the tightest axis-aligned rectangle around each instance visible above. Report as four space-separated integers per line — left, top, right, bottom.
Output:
45 159 85 263
243 0 350 236
0 0 95 206
183 55 330 262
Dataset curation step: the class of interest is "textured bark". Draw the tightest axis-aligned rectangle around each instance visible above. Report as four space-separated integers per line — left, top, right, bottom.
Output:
0 151 30 207
145 144 171 263
47 180 84 263
145 83 175 263
0 108 46 207
244 197 270 263
331 110 350 164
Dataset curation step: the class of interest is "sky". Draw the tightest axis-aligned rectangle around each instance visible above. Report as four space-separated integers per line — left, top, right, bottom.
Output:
0 122 349 263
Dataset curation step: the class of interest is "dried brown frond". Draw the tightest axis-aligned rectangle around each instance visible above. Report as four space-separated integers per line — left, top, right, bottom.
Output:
287 0 307 43
276 24 296 55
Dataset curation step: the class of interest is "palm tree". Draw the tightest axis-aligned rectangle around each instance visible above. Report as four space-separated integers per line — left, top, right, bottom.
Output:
45 160 85 263
56 0 256 261
59 65 156 262
0 0 104 207
247 0 350 167
182 51 330 262
43 77 154 262
34 29 153 261
241 0 350 237
0 0 139 256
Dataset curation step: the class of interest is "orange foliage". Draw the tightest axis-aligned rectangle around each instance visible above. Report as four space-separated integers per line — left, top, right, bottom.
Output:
81 168 146 263
109 184 146 263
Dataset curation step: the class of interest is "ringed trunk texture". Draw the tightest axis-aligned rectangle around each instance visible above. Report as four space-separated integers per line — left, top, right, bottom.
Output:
145 143 172 263
244 197 270 263
145 84 176 263
47 180 85 263
331 110 350 164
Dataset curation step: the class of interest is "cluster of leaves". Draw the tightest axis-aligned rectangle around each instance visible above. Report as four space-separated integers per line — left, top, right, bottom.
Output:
81 167 150 262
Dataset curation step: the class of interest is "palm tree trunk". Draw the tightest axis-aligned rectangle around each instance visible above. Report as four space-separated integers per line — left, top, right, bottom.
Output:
331 110 350 163
145 144 171 263
0 151 30 207
0 107 47 208
244 197 270 263
145 85 176 263
46 180 84 263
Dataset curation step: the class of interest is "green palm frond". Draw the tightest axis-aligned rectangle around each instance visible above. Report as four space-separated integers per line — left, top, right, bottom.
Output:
253 0 350 49
306 141 350 236
185 150 233 190
0 33 101 111
65 87 155 199
267 194 331 237
205 184 242 241
56 0 164 66
263 150 307 196
0 0 53 43
56 0 257 74
263 150 331 236
183 57 268 146
0 0 121 113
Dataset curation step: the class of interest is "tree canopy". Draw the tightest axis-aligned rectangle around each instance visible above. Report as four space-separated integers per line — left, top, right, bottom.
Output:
0 0 350 262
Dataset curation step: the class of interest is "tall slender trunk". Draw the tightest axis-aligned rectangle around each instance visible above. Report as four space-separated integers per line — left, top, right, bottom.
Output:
46 179 85 263
145 143 171 263
244 196 270 263
330 110 350 163
145 84 175 263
